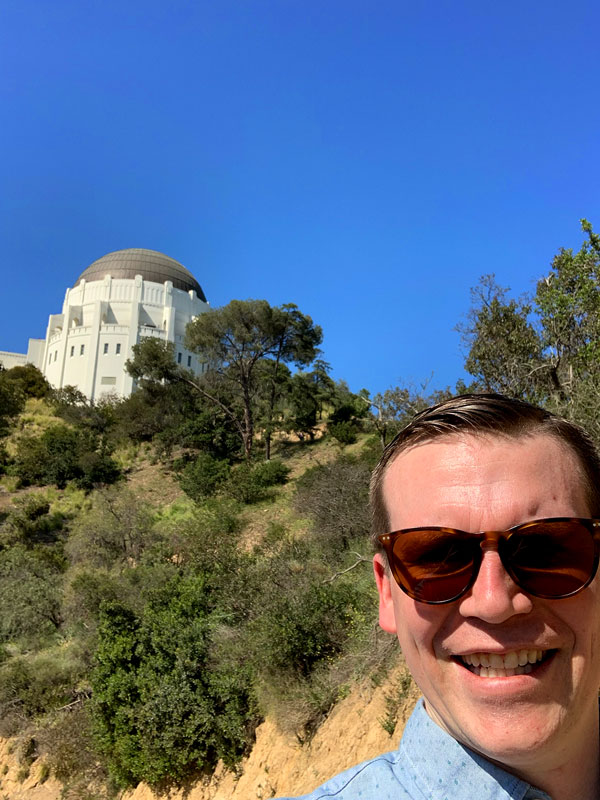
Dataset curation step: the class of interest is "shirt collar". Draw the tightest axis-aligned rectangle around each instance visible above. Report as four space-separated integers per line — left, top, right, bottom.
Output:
397 698 550 800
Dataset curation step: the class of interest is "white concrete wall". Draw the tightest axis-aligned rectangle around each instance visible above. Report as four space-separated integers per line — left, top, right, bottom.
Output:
0 351 27 370
26 339 45 369
39 274 209 400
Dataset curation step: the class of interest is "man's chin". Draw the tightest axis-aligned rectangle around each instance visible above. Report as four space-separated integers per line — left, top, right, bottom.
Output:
423 695 563 768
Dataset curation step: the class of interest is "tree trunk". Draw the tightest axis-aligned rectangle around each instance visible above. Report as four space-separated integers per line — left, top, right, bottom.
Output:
242 381 254 460
264 334 286 461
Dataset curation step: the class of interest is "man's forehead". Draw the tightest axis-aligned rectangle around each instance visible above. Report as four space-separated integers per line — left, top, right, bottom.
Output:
381 431 585 521
384 430 573 474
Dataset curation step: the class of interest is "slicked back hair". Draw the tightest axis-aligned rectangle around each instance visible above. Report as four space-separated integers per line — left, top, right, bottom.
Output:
369 393 600 549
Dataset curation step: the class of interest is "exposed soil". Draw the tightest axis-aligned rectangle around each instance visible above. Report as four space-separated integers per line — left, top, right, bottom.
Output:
0 664 419 800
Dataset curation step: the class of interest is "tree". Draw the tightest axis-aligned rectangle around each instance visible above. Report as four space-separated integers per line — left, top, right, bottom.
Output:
51 386 115 436
66 487 157 568
459 221 600 437
1 364 50 400
124 341 241 459
185 300 323 459
0 546 65 645
367 386 426 448
294 455 371 552
0 366 25 437
457 275 545 400
125 338 181 385
326 381 370 446
12 424 120 489
284 372 320 442
535 219 600 393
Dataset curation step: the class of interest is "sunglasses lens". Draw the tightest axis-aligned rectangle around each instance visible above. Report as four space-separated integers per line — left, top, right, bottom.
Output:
503 520 597 598
389 529 477 603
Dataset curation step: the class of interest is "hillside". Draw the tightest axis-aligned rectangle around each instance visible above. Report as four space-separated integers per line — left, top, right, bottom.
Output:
0 665 419 799
0 390 417 799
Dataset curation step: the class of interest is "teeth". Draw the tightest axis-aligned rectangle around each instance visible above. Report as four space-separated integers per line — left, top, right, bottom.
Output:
460 648 547 677
518 650 529 666
504 651 518 669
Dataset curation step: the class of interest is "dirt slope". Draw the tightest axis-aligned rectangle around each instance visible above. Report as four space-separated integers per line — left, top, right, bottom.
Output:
0 666 419 800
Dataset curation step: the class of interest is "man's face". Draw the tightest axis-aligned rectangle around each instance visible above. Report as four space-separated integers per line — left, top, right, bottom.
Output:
373 433 600 772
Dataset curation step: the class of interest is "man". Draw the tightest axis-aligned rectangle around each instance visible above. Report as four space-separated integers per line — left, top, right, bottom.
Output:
277 394 600 800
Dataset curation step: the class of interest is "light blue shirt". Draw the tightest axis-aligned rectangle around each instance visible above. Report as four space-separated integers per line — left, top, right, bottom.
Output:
275 698 552 800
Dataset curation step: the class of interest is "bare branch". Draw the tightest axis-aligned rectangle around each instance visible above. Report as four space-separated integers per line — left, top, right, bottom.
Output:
322 552 370 584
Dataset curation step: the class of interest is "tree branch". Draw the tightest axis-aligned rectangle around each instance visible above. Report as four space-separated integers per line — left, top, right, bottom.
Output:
180 375 245 439
323 552 370 583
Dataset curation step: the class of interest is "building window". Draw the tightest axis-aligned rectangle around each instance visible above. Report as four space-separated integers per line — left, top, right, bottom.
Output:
80 344 85 355
103 343 109 354
177 352 182 364
116 343 121 355
70 346 74 357
187 355 191 367
54 351 58 362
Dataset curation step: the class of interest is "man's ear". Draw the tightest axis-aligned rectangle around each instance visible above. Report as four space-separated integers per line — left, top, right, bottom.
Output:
373 553 398 634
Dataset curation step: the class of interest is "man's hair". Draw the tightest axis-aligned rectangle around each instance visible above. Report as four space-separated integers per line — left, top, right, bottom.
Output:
370 393 600 548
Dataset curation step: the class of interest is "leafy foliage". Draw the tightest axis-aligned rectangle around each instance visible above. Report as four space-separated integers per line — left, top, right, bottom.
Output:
12 424 120 489
458 220 600 440
0 494 65 549
185 300 323 458
366 384 454 448
1 364 51 400
66 488 156 568
326 382 369 445
0 366 26 437
177 453 231 501
250 581 363 678
457 275 544 399
0 545 65 646
0 647 84 736
222 458 290 504
92 578 258 788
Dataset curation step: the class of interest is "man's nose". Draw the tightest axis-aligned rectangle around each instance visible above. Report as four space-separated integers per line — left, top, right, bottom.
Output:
458 545 533 622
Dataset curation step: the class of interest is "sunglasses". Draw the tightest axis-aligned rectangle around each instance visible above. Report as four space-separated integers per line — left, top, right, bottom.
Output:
377 517 600 604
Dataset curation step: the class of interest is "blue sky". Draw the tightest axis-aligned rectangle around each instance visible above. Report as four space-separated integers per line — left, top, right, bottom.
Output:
2 0 599 396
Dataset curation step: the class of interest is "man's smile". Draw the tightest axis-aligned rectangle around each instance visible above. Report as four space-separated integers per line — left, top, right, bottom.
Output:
455 648 554 677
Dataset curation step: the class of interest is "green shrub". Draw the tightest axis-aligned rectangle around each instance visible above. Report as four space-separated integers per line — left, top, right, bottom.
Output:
250 581 362 678
177 453 231 502
61 568 122 633
0 493 65 549
2 364 50 399
66 487 156 568
0 442 10 474
252 459 290 488
0 651 82 736
12 425 120 490
328 421 358 445
379 670 415 736
223 463 266 504
0 546 65 646
92 579 258 788
0 368 25 437
223 459 289 504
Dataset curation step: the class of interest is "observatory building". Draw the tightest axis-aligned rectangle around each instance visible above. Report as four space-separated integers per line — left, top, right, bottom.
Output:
0 248 210 401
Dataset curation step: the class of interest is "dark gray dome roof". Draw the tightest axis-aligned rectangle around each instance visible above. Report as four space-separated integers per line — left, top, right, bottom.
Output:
74 248 207 301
